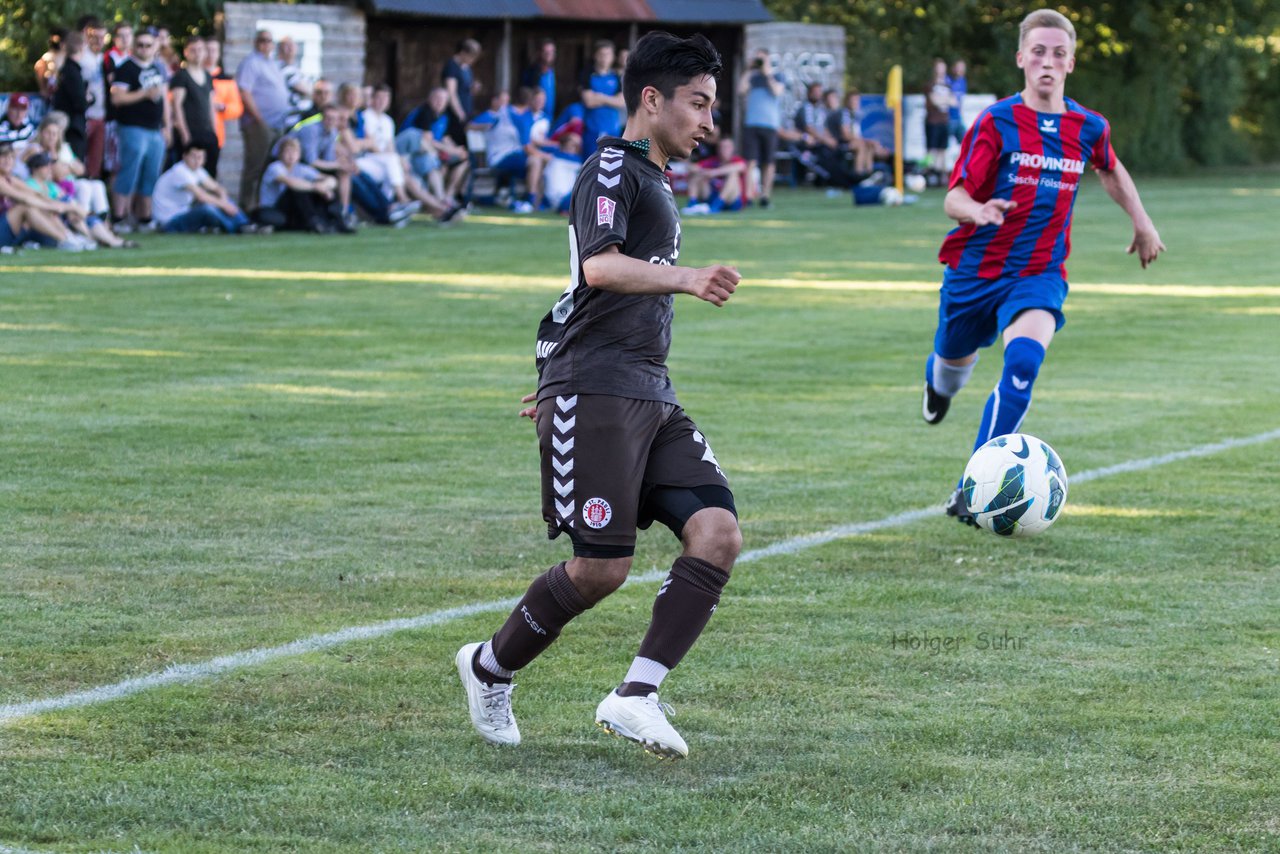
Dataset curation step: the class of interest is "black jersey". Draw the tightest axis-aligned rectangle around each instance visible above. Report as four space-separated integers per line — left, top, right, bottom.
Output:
535 137 683 404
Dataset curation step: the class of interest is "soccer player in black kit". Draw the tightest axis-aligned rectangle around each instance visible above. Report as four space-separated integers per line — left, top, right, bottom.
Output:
456 32 741 759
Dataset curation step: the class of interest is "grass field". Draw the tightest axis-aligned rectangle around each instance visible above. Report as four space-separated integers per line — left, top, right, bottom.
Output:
1 169 1278 853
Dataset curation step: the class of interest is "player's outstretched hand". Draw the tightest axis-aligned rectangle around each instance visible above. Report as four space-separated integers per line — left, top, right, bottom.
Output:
686 265 741 307
1128 226 1166 269
519 392 537 421
974 198 1016 227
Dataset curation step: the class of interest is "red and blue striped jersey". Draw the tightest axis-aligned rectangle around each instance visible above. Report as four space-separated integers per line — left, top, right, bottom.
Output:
939 94 1116 280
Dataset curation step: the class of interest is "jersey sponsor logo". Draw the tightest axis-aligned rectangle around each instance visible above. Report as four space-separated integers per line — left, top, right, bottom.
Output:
597 195 616 226
1040 118 1058 134
582 497 612 529
536 339 559 359
1009 151 1084 174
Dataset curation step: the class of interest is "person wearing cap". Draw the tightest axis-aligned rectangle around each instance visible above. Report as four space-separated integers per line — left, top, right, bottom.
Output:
0 96 37 147
23 149 133 248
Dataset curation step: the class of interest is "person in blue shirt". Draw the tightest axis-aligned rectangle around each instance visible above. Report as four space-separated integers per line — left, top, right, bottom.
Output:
949 58 968 143
470 87 544 213
579 39 624 157
520 38 558 120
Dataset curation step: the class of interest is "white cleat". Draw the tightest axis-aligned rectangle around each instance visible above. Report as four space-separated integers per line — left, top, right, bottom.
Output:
455 642 520 746
595 690 689 759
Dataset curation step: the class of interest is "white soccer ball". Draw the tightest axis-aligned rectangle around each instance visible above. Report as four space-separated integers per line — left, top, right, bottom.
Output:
879 187 903 206
962 433 1068 537
905 173 927 193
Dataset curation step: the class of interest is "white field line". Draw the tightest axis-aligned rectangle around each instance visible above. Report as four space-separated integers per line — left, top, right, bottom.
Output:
2 427 1278 726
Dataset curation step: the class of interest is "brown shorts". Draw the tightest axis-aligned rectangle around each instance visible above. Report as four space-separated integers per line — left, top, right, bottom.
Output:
537 394 734 558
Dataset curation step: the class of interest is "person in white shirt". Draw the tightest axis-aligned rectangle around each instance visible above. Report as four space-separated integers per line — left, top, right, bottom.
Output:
153 144 261 233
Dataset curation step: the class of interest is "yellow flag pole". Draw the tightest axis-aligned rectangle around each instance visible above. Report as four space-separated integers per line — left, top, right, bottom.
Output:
886 64 904 195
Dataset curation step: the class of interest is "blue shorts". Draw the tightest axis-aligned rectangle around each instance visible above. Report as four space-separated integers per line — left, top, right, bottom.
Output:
113 124 166 196
492 150 528 176
933 267 1068 359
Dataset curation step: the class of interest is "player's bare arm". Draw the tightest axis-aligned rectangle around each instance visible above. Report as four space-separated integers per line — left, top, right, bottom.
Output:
1095 159 1166 268
944 185 1017 227
582 246 740 307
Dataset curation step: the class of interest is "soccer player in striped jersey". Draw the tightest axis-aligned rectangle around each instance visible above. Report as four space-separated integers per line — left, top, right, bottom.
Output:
921 8 1166 525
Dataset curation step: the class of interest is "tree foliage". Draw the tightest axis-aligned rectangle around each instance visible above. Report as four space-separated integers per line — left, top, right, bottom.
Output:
765 0 1280 167
0 0 220 91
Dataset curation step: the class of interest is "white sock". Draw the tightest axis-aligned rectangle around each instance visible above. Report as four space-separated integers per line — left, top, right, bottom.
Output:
623 656 670 690
478 641 514 679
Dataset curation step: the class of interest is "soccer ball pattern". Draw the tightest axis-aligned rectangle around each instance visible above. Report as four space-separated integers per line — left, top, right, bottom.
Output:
962 433 1068 537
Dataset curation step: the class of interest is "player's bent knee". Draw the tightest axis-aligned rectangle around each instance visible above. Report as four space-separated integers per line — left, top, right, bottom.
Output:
682 507 742 570
565 556 632 603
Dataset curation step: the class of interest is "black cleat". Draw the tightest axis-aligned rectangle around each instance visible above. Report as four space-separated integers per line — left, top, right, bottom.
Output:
922 382 952 425
944 487 981 529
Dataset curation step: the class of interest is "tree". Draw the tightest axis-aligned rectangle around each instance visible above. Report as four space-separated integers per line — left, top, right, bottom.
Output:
765 0 1280 166
0 0 220 90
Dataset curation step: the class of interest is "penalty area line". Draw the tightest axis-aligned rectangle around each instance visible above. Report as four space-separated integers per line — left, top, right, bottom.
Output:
3 427 1279 725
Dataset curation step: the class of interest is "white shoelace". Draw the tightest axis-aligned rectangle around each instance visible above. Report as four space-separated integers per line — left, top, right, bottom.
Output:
480 683 515 726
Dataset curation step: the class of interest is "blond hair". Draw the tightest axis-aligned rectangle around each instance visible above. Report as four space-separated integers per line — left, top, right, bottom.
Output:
1019 9 1076 50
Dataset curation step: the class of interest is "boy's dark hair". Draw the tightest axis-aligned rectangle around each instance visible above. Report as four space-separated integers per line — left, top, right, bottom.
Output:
622 31 722 116
77 15 103 32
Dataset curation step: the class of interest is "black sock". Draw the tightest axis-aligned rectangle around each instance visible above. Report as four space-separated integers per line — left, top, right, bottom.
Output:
488 562 591 672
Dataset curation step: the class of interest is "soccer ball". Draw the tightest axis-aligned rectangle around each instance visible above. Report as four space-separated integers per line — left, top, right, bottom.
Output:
880 187 903 206
905 173 927 193
962 433 1068 537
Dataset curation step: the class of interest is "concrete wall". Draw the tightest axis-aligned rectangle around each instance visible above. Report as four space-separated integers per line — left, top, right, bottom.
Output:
221 2 366 199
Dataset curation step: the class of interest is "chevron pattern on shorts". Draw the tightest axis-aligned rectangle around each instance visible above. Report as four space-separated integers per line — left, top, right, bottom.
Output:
552 395 577 527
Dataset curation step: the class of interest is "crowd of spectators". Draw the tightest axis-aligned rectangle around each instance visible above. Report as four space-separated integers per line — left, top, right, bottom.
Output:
3 27 922 252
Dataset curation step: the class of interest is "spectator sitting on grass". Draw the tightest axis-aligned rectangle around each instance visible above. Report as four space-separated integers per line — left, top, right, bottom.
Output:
258 135 344 233
0 142 90 250
152 144 262 234
24 150 134 248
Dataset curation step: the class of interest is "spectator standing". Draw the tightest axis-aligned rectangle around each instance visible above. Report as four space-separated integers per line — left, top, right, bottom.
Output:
204 37 243 154
443 39 481 145
737 48 784 207
77 16 108 178
109 28 170 230
35 30 67 100
236 29 291 210
924 58 954 183
949 59 968 143
277 37 314 129
579 39 624 157
53 31 91 163
101 22 133 176
170 38 220 176
520 39 558 119
155 27 180 74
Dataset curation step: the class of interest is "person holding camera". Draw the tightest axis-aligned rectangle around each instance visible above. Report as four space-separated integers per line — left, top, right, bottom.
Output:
737 48 785 208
